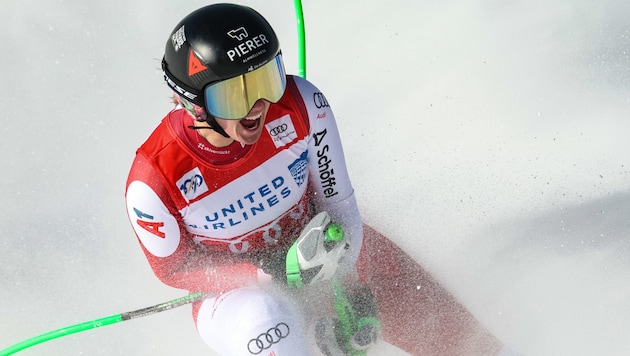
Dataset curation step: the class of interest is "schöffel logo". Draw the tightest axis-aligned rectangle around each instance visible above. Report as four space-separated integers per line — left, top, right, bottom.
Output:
176 167 209 202
313 92 329 109
312 129 338 198
288 151 308 187
313 128 327 147
265 114 297 148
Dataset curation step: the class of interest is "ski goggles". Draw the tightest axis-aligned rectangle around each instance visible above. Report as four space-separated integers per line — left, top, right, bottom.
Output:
204 54 287 119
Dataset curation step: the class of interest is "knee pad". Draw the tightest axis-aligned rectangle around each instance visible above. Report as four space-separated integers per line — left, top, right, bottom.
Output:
195 287 308 355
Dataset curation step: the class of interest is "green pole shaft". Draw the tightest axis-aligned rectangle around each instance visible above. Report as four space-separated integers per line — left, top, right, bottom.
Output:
0 315 122 356
293 0 307 78
0 292 205 355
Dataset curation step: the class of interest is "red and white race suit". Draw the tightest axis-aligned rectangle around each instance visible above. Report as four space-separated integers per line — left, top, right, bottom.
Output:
125 75 363 295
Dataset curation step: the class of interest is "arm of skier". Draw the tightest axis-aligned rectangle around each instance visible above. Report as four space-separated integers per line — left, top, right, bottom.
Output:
295 76 364 275
125 153 260 294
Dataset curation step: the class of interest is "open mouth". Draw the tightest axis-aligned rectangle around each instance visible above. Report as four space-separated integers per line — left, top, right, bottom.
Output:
240 112 262 131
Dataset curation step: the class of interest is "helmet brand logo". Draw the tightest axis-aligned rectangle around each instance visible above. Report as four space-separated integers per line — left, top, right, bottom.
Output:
225 28 270 62
171 25 186 52
227 27 248 41
188 49 207 76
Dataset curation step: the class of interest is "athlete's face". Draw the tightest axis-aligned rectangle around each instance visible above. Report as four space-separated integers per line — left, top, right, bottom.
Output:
214 99 271 145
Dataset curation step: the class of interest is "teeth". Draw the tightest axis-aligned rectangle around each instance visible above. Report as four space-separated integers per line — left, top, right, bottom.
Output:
244 113 262 120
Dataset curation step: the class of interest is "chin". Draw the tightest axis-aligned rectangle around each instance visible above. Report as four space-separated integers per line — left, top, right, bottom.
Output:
239 132 263 145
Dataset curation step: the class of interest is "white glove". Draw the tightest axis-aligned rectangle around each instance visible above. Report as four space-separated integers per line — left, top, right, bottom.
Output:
286 211 349 288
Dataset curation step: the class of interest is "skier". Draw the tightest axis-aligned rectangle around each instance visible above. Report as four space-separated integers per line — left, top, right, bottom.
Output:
125 4 378 355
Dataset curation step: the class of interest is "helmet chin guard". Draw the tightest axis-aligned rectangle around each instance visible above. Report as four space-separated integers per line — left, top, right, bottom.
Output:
286 212 349 288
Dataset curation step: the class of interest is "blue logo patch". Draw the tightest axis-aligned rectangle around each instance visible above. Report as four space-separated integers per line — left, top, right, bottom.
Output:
288 150 308 187
176 167 209 202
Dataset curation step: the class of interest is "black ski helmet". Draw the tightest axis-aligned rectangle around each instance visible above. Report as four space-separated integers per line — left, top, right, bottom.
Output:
162 3 282 110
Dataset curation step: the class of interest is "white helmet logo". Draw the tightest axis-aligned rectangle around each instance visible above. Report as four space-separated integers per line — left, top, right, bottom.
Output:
227 27 248 40
171 25 187 52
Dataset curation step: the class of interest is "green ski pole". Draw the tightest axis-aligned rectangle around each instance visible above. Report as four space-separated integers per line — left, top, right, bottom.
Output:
0 292 205 355
293 0 307 78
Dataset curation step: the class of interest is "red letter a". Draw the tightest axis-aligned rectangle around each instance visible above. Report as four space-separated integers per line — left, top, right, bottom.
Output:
137 219 166 239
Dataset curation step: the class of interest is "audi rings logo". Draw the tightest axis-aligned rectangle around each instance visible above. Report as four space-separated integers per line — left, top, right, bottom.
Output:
247 322 290 354
269 123 288 137
313 92 329 108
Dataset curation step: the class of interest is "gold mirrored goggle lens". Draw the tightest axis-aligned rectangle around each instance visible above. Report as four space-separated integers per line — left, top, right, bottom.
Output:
204 55 287 119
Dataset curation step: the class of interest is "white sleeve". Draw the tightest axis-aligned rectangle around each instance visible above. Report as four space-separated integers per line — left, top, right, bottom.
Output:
292 76 363 273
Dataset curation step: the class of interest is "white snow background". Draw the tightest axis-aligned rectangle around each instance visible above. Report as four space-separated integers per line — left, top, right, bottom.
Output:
1 1 629 355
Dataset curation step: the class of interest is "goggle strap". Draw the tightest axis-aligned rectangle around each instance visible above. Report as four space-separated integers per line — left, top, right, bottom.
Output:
202 114 231 138
185 116 230 139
